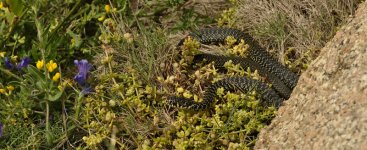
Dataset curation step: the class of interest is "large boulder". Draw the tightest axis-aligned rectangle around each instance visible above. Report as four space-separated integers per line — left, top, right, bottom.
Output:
255 1 367 149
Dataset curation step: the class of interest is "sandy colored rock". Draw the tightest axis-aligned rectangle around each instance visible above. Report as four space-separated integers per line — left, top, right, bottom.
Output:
255 1 367 149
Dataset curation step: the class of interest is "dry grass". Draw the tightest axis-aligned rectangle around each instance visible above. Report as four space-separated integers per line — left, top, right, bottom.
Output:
234 0 362 69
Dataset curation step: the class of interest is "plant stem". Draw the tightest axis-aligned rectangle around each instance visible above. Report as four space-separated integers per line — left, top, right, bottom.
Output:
46 100 52 145
74 93 84 119
0 67 22 81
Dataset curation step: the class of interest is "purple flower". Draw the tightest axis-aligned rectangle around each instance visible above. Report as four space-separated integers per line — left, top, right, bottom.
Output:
16 57 31 69
74 59 92 86
74 59 94 95
4 57 31 70
4 57 14 69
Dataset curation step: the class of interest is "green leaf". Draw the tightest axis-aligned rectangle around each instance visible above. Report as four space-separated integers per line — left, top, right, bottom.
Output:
36 81 45 91
67 29 82 48
47 89 63 101
6 0 25 16
0 20 5 34
18 36 25 44
3 7 16 23
27 66 44 81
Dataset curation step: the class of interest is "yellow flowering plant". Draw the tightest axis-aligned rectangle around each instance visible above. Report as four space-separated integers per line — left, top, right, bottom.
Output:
36 60 44 70
20 65 63 101
0 0 130 148
46 60 57 72
52 72 60 81
2 60 65 146
104 4 111 13
36 59 62 82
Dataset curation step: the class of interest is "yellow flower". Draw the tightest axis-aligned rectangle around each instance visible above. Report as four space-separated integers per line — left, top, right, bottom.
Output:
104 4 111 13
0 2 3 9
52 72 60 81
98 15 105 21
6 85 14 91
0 88 5 94
36 60 44 70
0 51 5 58
183 91 192 99
176 87 184 93
225 36 237 46
46 60 57 72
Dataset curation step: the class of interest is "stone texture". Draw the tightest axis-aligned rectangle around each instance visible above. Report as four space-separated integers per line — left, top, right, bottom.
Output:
255 1 367 149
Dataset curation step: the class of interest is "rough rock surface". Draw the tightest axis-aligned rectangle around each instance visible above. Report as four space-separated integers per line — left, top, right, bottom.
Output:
255 1 367 149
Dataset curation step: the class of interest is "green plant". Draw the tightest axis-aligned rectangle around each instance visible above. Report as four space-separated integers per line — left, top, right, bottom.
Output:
0 0 106 148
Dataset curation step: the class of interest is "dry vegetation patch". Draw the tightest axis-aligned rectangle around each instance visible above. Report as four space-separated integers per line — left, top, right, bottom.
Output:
234 0 361 72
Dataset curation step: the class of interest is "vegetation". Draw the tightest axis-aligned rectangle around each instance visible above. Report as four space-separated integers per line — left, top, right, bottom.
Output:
234 0 362 72
0 0 361 149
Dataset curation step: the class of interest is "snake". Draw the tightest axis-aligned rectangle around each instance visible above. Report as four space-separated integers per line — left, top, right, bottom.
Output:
168 28 299 110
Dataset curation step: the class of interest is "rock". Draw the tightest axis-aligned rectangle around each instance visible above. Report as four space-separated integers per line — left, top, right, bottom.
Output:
255 1 367 149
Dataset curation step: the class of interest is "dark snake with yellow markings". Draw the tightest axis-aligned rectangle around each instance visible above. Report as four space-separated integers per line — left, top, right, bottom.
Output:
168 28 299 110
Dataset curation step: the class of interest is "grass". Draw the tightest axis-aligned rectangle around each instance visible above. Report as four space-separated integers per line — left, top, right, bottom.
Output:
234 0 362 72
0 0 362 149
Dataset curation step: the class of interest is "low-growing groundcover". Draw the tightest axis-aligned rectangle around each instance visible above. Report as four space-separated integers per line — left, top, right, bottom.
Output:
0 0 360 149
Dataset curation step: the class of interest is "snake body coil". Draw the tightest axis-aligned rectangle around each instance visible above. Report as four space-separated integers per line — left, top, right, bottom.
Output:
169 28 299 110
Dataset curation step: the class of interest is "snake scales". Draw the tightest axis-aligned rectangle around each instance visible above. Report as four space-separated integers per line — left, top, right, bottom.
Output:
168 28 299 110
